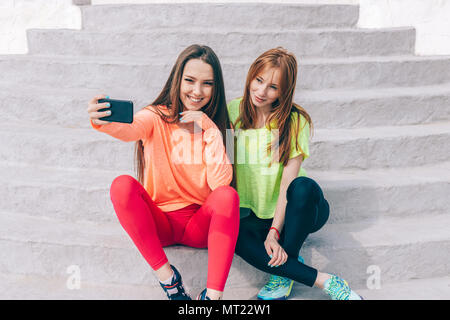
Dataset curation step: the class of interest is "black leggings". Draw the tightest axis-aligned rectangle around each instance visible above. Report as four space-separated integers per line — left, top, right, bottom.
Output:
235 176 330 287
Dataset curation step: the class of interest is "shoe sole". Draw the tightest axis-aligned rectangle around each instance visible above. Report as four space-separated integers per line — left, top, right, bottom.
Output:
257 295 288 300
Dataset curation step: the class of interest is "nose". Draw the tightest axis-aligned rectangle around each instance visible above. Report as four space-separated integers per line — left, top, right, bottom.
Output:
256 84 267 97
192 83 202 96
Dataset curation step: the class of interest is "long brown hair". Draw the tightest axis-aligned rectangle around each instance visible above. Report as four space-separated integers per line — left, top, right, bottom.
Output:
235 47 313 167
135 44 235 187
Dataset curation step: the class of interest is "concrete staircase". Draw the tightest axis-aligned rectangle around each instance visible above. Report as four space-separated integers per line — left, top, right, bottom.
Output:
1 2 449 300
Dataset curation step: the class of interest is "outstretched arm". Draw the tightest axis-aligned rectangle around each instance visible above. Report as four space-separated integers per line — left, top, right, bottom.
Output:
88 94 154 142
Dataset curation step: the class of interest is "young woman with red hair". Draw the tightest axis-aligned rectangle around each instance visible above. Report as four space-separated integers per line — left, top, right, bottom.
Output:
228 47 363 300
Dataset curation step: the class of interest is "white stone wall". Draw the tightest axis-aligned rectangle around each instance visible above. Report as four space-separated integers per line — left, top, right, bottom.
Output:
1 0 450 55
0 0 81 54
359 0 450 55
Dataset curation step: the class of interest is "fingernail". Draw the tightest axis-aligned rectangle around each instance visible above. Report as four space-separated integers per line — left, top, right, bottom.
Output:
269 255 273 258
106 96 110 99
106 111 111 115
106 103 110 107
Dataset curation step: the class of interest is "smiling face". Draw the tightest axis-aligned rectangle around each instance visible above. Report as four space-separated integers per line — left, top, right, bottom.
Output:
249 66 282 112
179 58 214 111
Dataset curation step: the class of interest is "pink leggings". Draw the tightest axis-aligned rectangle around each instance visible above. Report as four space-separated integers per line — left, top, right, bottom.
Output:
110 175 240 291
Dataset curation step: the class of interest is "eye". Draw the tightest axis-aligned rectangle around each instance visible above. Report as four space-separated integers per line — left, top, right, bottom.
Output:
270 85 278 90
184 78 194 82
256 77 263 83
204 81 214 86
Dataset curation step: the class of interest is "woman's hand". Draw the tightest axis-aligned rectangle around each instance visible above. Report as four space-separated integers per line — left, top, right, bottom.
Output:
264 231 288 268
87 94 112 126
179 110 209 131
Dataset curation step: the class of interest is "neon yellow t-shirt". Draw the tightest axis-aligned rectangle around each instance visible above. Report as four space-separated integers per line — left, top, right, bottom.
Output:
227 98 310 219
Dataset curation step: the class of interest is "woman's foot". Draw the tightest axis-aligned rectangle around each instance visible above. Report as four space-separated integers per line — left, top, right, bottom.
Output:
257 255 304 300
196 289 211 300
159 265 191 300
197 288 223 300
257 275 294 300
323 274 363 300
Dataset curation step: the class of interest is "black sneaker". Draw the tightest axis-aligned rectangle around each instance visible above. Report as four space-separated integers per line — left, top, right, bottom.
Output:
159 265 191 300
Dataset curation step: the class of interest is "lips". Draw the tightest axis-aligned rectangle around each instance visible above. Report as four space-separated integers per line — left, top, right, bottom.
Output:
254 94 265 103
188 95 203 103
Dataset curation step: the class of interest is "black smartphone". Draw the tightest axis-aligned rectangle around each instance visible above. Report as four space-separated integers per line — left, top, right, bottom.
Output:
98 98 134 124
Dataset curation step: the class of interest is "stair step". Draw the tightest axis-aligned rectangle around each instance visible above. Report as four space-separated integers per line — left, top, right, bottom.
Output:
308 121 450 170
0 211 448 290
0 162 127 223
80 3 359 31
0 272 165 300
355 276 450 300
1 271 448 300
0 123 135 172
1 121 449 172
2 54 450 91
299 84 450 128
26 27 415 59
311 161 450 223
1 83 449 129
1 160 449 224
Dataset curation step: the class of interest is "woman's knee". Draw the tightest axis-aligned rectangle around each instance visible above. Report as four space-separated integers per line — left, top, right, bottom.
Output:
286 177 322 205
110 175 141 207
210 185 240 211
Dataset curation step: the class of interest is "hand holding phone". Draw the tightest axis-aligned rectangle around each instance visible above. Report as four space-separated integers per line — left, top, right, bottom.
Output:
87 95 134 125
98 98 133 123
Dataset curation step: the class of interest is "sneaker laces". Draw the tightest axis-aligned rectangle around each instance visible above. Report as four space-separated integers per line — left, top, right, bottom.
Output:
324 275 351 300
264 275 292 292
162 281 190 300
159 265 191 300
197 289 211 300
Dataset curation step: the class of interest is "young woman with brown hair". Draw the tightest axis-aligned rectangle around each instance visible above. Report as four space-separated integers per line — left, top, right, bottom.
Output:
87 45 239 300
228 47 363 300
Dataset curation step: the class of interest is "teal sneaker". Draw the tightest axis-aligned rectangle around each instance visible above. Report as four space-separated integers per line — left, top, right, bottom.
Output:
257 275 294 300
257 255 305 300
323 274 363 300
